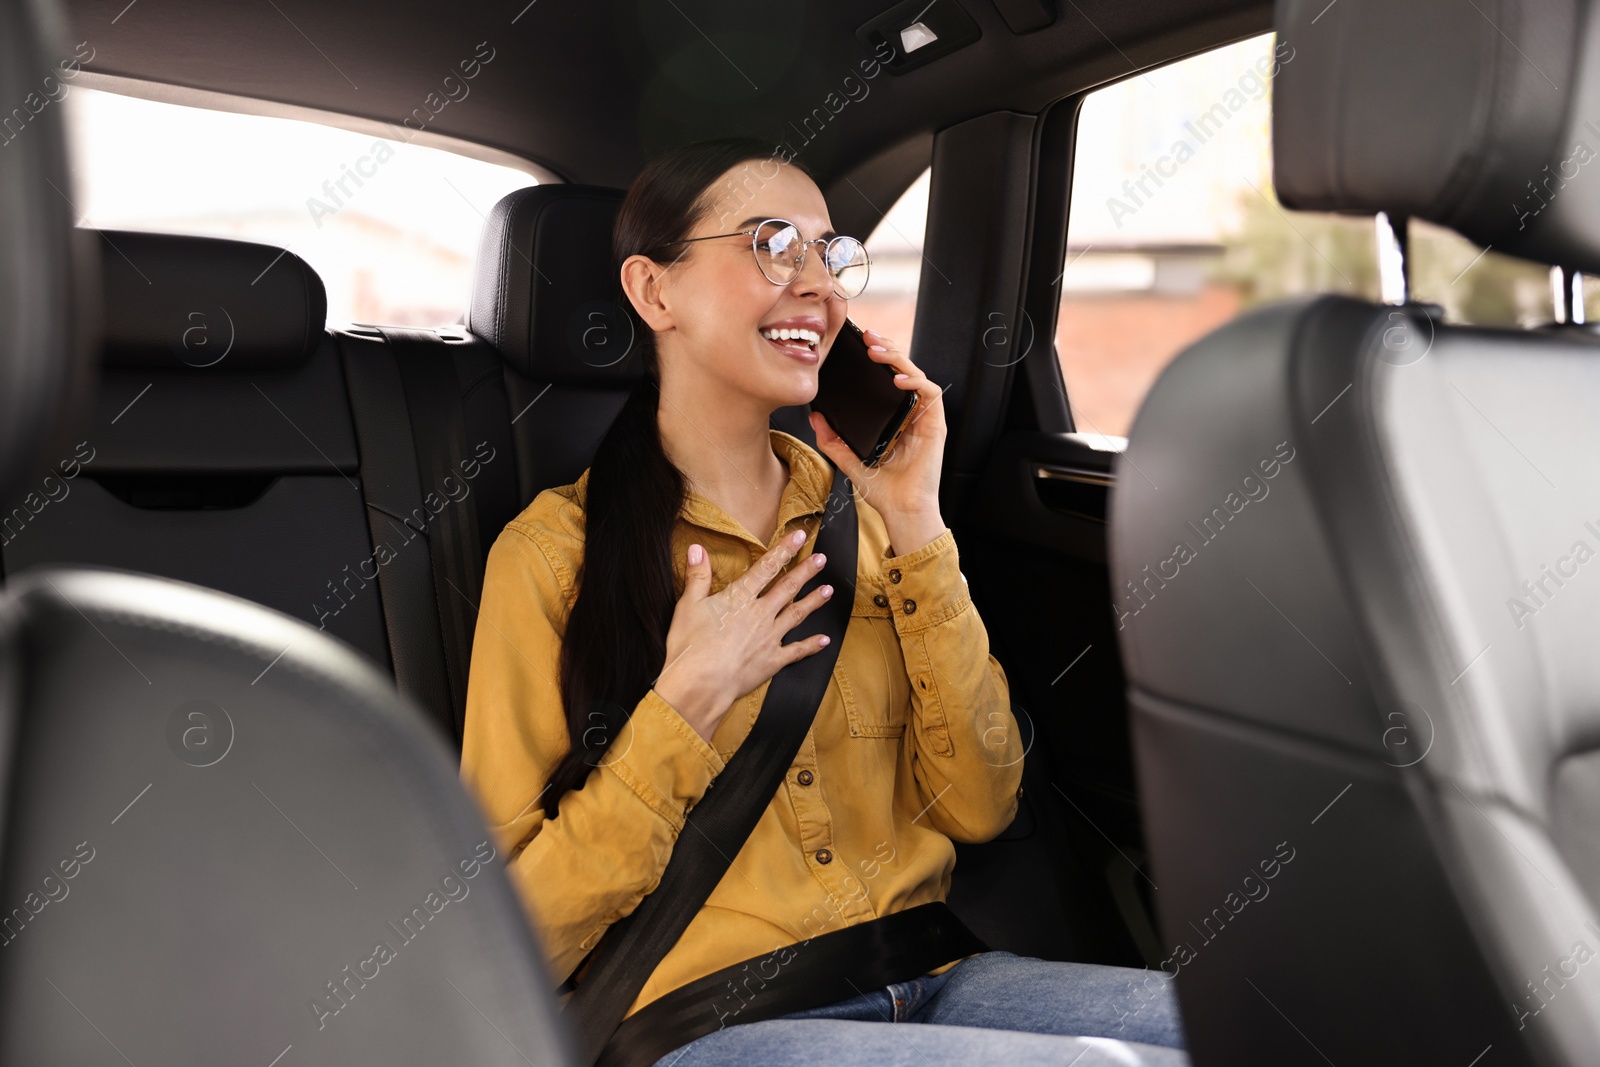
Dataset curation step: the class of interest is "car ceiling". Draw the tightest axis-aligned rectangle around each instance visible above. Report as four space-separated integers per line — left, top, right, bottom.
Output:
62 0 1268 234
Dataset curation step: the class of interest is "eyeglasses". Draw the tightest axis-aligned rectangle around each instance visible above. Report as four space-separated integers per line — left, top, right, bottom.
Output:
660 218 871 300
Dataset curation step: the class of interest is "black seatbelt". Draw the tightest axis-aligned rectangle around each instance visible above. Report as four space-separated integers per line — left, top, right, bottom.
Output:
337 330 455 738
563 464 859 1066
380 328 519 746
598 901 987 1067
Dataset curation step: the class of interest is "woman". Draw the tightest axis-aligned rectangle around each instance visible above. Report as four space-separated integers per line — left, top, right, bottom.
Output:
460 138 1188 1066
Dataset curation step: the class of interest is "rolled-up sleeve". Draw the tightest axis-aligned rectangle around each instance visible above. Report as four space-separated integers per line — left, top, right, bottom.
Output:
459 520 724 986
883 528 1022 843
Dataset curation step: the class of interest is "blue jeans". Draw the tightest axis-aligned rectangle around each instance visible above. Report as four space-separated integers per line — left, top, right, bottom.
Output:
650 950 1190 1066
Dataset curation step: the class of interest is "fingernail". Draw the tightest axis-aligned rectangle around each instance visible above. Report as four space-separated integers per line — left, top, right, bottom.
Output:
868 344 887 352
819 635 830 646
813 553 827 567
821 585 834 597
791 529 805 545
895 373 909 380
688 544 703 564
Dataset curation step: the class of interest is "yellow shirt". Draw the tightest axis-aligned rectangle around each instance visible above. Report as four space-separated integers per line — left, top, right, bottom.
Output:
459 428 1023 1019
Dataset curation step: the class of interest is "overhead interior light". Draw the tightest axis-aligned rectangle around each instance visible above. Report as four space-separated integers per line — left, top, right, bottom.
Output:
900 21 939 53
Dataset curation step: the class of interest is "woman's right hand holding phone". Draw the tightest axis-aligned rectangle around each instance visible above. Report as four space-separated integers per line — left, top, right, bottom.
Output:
654 528 835 743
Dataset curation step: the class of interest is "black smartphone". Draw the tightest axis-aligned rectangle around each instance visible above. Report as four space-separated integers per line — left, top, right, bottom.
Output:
811 319 919 467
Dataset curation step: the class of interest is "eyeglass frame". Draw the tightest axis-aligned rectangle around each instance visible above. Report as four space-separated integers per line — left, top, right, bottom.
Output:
653 217 871 299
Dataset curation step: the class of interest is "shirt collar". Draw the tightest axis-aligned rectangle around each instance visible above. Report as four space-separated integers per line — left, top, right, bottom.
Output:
678 429 835 546
571 429 836 548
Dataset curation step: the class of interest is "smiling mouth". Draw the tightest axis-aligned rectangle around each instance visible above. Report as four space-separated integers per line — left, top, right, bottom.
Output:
759 326 821 352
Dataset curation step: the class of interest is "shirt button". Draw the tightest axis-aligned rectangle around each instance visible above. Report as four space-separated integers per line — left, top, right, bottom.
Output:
902 599 917 614
889 569 902 584
873 594 889 608
815 848 833 864
797 769 814 786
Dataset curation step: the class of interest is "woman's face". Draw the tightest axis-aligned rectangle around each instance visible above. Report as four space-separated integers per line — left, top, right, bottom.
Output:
639 161 849 412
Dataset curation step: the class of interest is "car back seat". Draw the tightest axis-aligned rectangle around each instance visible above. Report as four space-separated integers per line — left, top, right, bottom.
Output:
1 230 390 668
334 324 520 743
330 185 643 745
0 4 575 1054
2 193 819 752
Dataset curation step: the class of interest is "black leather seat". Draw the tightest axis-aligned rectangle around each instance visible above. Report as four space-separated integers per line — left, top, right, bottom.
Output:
333 320 521 741
0 2 575 1061
3 230 391 668
333 185 645 745
0 566 576 1065
469 185 642 496
1112 0 1600 1064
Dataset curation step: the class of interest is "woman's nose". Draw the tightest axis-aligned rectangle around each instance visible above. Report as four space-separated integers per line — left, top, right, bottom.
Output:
791 242 833 297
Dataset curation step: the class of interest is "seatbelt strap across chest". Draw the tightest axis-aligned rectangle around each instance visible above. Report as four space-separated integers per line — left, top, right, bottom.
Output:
562 464 858 1066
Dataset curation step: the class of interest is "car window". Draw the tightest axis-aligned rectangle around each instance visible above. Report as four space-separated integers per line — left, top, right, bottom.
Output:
853 168 929 353
1060 32 1568 441
63 87 539 327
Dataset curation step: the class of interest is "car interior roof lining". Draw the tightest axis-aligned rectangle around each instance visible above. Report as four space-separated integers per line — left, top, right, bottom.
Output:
60 0 1271 196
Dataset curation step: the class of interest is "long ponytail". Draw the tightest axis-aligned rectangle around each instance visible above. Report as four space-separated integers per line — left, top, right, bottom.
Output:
544 137 803 817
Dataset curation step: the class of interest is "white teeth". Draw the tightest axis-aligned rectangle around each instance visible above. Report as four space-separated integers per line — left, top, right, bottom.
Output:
761 327 820 347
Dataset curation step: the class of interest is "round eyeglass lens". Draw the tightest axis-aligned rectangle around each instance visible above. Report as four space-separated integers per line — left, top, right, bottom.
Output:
754 220 803 285
826 237 870 299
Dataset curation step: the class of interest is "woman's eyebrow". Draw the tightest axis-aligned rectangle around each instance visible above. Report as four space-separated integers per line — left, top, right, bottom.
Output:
738 215 840 239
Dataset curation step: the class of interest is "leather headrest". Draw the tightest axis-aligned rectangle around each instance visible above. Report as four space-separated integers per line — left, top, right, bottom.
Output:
98 230 326 371
1274 0 1600 272
467 185 642 385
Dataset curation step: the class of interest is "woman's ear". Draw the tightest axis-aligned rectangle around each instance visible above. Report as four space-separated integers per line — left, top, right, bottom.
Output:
620 254 675 333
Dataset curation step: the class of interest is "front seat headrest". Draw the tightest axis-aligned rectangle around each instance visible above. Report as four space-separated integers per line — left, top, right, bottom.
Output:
1274 0 1599 271
97 229 326 371
468 184 642 386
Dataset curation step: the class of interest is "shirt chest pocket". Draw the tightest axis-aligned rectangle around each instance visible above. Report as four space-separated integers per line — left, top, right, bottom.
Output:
832 582 912 738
